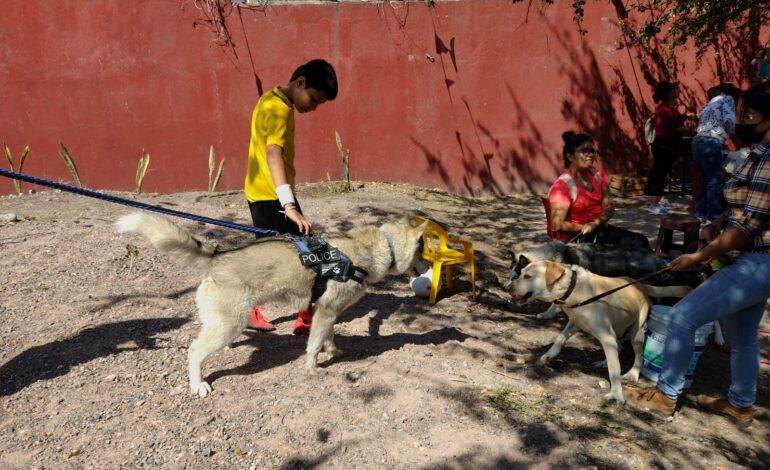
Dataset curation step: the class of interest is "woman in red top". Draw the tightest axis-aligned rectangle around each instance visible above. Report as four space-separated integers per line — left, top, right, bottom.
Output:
646 81 694 214
549 131 650 249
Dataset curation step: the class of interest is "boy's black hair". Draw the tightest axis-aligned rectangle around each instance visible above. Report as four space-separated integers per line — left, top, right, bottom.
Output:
561 131 594 168
291 59 338 100
742 81 770 119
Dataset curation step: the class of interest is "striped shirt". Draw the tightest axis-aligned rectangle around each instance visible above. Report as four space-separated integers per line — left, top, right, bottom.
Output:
723 140 770 253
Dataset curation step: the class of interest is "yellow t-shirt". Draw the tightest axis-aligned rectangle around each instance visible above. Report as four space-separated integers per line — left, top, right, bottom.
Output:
244 87 295 202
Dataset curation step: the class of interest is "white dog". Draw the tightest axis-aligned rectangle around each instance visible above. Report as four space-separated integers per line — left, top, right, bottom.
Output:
508 260 691 403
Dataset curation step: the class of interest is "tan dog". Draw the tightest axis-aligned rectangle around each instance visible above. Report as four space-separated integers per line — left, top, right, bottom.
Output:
509 260 691 403
116 212 427 397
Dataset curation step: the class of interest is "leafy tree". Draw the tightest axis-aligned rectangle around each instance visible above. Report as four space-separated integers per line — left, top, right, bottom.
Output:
517 0 767 60
615 0 768 60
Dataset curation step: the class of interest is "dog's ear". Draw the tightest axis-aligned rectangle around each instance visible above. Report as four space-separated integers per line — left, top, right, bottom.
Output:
545 262 566 288
411 219 429 238
507 250 516 267
519 254 530 268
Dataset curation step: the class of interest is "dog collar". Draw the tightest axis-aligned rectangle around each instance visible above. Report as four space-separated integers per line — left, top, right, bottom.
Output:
382 230 396 269
553 270 578 305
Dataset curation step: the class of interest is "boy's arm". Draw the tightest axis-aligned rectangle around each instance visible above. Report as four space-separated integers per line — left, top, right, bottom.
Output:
266 144 312 235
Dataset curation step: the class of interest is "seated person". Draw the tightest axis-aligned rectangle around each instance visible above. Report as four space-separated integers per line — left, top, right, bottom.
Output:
548 131 650 250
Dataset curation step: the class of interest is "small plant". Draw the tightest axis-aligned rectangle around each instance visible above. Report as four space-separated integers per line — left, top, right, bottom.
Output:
325 172 339 193
135 149 151 194
3 143 30 195
58 142 82 188
335 130 351 192
487 386 527 413
207 145 225 192
125 243 140 275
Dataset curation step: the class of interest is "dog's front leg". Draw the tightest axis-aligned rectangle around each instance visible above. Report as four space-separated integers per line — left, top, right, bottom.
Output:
537 321 579 365
537 303 562 320
305 305 337 373
597 333 625 403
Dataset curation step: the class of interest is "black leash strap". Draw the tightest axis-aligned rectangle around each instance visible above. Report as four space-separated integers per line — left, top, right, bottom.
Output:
0 169 277 236
567 266 673 309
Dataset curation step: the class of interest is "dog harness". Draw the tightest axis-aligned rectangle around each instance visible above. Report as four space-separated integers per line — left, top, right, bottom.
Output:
552 270 578 305
291 236 368 282
289 235 370 303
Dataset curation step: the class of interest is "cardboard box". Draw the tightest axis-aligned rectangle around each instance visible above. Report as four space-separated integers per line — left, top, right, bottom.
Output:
609 174 647 197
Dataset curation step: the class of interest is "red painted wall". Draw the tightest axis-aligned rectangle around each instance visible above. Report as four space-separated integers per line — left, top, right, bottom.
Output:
0 1 753 196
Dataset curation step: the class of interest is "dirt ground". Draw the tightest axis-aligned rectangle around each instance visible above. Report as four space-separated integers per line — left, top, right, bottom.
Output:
0 181 768 470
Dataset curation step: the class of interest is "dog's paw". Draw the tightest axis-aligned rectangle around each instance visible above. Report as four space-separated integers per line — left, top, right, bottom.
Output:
536 355 552 365
305 365 327 376
326 346 344 358
593 359 608 369
621 371 640 382
190 381 212 398
603 391 625 404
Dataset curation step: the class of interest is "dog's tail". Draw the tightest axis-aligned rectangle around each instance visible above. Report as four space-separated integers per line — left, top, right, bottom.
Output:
640 284 692 298
115 212 215 271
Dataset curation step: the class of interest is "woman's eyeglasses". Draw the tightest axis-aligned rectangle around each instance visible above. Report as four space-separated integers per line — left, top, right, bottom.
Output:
575 148 597 156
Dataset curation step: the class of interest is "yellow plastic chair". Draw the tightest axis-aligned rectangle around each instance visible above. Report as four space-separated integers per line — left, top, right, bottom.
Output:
415 216 476 304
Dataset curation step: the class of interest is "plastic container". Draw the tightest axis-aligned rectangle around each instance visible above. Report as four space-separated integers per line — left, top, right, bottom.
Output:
641 305 713 388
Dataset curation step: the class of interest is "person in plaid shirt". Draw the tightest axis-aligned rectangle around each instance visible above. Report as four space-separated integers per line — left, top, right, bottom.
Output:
627 81 770 427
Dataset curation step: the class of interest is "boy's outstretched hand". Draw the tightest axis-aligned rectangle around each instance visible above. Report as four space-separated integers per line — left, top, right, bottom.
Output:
284 205 313 235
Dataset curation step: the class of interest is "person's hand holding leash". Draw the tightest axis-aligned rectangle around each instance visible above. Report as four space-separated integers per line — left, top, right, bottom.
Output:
669 226 751 271
668 252 701 271
581 220 598 235
283 203 313 235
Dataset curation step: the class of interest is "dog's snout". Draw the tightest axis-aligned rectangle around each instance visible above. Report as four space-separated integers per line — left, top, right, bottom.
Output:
502 270 520 291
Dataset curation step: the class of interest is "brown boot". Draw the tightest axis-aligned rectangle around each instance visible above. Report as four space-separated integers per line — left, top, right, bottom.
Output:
626 386 676 420
696 395 753 428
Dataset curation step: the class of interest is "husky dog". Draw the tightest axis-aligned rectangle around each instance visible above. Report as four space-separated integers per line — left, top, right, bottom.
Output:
509 260 691 403
116 212 428 397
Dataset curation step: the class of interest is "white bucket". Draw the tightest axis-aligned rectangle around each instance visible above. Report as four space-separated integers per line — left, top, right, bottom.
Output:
641 305 713 388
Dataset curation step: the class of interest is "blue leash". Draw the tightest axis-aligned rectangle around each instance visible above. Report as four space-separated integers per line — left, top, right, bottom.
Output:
0 168 278 236
566 231 583 244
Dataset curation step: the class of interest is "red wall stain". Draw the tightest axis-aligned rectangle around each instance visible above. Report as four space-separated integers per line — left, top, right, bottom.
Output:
0 1 753 196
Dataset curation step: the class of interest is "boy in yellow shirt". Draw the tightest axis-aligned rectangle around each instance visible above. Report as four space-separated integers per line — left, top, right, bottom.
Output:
244 59 338 335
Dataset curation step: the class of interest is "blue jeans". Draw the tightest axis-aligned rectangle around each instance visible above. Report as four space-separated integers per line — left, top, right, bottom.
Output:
692 135 725 221
760 60 770 80
657 252 770 408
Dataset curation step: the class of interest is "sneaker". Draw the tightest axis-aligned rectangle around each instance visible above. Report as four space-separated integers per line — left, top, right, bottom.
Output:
245 306 275 332
625 386 676 420
646 203 669 215
293 305 314 336
696 395 753 428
